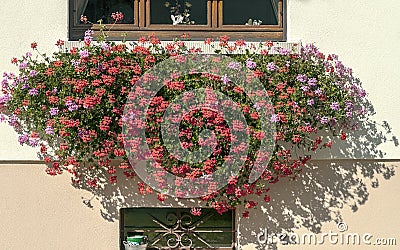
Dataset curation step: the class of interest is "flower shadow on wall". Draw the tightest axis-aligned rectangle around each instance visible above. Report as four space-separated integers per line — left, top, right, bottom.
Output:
0 30 398 249
69 58 399 250
235 77 398 249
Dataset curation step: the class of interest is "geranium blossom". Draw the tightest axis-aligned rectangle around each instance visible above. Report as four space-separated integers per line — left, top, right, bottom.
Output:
0 32 368 217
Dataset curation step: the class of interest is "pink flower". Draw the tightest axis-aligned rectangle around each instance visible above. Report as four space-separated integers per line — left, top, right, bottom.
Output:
80 15 88 24
111 12 124 22
190 207 202 216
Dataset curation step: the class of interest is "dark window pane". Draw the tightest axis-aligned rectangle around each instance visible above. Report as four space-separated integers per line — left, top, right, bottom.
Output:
120 208 234 249
150 0 207 25
82 0 134 24
223 0 278 25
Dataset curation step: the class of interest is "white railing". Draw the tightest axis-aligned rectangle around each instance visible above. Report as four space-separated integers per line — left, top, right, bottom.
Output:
62 40 301 54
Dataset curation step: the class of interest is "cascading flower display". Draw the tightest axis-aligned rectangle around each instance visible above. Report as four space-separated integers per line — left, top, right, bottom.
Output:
0 31 367 216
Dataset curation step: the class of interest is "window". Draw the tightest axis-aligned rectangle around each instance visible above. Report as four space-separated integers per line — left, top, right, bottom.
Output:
69 0 285 40
120 207 235 249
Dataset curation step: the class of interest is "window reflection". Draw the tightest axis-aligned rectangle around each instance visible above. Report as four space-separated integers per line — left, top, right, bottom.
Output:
223 0 278 25
150 0 208 25
81 0 134 24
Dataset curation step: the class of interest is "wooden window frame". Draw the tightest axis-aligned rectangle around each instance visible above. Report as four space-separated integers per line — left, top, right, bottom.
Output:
69 0 286 41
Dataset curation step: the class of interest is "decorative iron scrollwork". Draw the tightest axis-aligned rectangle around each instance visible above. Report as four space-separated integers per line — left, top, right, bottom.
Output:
120 208 235 249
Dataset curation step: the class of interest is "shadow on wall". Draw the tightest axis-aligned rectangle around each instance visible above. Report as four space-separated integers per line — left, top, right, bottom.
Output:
73 77 398 250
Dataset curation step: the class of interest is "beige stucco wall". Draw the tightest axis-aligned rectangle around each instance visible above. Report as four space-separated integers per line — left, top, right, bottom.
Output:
0 161 398 249
0 0 399 249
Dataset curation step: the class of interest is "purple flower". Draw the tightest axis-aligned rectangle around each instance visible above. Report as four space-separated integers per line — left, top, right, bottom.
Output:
228 62 241 70
278 48 290 56
0 94 10 104
300 85 310 92
357 88 366 97
266 62 278 71
29 70 37 77
270 114 280 123
19 62 28 70
97 63 104 72
18 134 29 145
302 44 319 57
8 114 18 126
253 103 261 111
330 102 340 111
45 126 54 134
79 49 89 58
245 58 257 69
346 111 353 118
345 100 353 110
296 74 308 83
28 88 39 96
84 29 94 45
49 108 59 116
52 87 58 94
308 78 317 86
101 43 111 51
84 29 94 38
1 78 8 89
222 74 230 84
66 100 78 111
25 52 32 58
320 116 330 124
307 99 314 106
21 84 29 90
71 59 80 68
29 138 39 147
78 129 89 139
0 114 6 123
330 117 337 126
314 88 323 96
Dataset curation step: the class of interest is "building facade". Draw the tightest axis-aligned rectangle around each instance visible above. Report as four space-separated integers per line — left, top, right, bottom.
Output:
0 0 399 249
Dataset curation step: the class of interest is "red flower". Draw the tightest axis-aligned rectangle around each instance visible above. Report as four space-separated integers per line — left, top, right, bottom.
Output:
242 211 249 218
323 141 333 148
40 144 47 154
109 176 117 184
234 39 246 47
204 38 213 45
340 132 347 140
219 35 230 46
292 135 301 143
45 68 54 76
156 193 166 201
31 42 38 49
265 41 274 47
55 39 64 47
245 201 258 209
